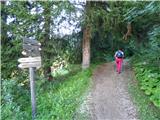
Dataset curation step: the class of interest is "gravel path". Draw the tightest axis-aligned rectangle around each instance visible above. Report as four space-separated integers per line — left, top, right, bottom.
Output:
76 60 138 120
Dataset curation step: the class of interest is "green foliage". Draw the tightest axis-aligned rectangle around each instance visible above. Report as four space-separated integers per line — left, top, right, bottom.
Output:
131 22 160 107
125 1 160 108
128 74 160 120
2 1 160 119
36 67 92 120
124 1 160 23
91 49 114 63
1 1 78 80
88 1 135 62
131 24 160 108
1 79 30 120
1 38 23 79
1 65 94 120
133 62 160 108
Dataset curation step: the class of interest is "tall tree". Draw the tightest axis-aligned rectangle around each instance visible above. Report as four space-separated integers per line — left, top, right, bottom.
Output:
82 1 110 65
40 1 75 80
82 1 91 69
41 2 53 81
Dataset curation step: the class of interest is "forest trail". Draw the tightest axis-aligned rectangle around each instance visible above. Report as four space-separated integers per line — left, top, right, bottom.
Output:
77 60 138 120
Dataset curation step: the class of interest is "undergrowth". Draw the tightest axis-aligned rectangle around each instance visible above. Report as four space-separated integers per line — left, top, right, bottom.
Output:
128 72 160 120
131 56 160 108
128 56 160 120
1 64 95 120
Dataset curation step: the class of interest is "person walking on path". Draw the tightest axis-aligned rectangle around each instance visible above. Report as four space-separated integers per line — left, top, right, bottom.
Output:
114 49 124 74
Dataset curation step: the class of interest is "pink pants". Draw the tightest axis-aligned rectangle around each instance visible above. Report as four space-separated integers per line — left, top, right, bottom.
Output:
115 58 123 73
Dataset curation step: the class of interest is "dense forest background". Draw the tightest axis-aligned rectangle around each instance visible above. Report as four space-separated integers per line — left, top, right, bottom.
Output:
1 1 160 120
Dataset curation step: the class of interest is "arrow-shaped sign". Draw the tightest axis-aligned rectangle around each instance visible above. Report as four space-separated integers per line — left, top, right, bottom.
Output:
18 61 41 69
18 57 41 63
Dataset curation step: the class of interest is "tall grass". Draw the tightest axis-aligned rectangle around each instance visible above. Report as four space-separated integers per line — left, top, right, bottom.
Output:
1 65 95 120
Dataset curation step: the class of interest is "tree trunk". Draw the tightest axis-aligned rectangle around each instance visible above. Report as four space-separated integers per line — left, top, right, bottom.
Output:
82 25 91 69
42 3 53 81
82 1 91 69
1 1 8 46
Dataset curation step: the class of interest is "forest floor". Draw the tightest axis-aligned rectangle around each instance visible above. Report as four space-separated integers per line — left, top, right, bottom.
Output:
75 60 138 120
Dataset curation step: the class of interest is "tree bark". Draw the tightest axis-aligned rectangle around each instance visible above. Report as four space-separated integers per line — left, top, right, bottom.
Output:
123 22 132 40
42 3 53 81
82 2 91 69
82 25 91 69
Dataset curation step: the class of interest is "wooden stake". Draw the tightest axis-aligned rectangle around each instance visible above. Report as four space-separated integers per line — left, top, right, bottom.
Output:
29 67 36 119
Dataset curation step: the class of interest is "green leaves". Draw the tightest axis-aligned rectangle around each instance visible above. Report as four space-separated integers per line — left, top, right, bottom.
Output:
35 66 93 119
128 1 160 109
150 87 160 107
1 65 93 119
133 59 160 108
1 79 30 120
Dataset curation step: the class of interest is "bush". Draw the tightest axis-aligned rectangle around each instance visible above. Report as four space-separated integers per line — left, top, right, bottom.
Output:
1 80 30 120
132 57 160 108
1 65 94 120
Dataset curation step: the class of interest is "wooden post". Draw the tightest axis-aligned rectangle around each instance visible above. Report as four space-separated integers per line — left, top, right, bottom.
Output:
29 67 36 119
18 38 41 119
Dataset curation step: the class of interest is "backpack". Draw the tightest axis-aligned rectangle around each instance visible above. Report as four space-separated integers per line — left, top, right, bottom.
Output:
116 51 123 58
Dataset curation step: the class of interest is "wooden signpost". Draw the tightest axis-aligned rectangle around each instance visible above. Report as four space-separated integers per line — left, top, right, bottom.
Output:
18 38 41 120
22 38 41 57
18 62 41 69
18 56 41 62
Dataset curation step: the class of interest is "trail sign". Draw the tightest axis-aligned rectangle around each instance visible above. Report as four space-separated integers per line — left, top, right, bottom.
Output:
18 57 41 63
23 37 41 46
18 37 42 119
23 37 41 57
18 57 41 69
18 62 41 69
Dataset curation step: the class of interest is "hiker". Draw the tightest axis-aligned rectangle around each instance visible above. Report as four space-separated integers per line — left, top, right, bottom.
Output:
114 49 124 74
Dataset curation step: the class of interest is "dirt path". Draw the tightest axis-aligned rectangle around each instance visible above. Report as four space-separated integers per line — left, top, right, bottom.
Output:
76 60 138 120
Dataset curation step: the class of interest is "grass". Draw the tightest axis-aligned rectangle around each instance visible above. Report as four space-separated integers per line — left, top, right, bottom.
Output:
35 64 96 120
1 64 96 120
128 71 160 120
